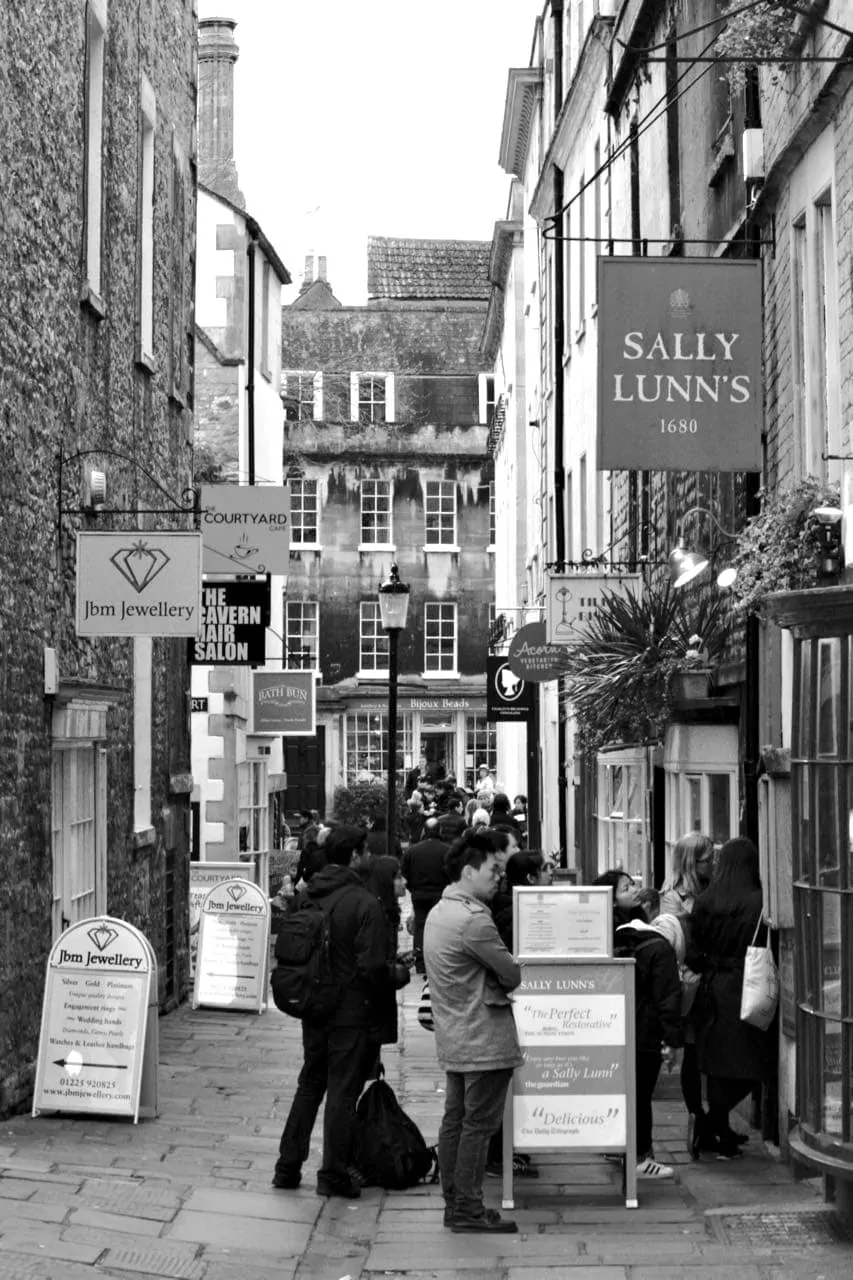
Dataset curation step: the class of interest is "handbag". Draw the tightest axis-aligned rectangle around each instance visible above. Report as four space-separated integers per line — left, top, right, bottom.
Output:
417 978 434 1032
740 913 779 1031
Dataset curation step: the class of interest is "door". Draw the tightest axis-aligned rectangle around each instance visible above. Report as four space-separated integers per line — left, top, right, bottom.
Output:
51 744 106 938
283 727 326 819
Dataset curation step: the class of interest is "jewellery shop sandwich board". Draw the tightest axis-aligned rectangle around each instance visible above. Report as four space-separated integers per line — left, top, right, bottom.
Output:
192 878 270 1014
33 917 159 1122
502 885 639 1210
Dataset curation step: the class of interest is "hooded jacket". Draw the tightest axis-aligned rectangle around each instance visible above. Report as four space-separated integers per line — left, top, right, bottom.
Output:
423 883 523 1074
300 863 391 1028
615 921 683 1053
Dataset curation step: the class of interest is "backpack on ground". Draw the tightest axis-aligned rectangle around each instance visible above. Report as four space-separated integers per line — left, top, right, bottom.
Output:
270 891 344 1021
355 1065 437 1190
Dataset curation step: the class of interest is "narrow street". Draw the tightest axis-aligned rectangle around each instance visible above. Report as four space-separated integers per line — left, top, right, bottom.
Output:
0 985 847 1280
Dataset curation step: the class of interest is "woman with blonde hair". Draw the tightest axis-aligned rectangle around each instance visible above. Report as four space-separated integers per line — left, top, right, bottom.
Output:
659 831 716 1158
660 832 715 917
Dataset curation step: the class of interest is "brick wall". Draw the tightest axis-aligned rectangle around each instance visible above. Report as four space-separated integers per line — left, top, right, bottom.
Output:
0 1 196 1112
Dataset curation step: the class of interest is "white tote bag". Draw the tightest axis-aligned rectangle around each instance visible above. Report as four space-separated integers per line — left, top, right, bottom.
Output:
740 914 779 1031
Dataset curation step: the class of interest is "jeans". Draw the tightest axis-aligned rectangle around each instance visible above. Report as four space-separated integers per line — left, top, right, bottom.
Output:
276 1021 377 1184
438 1068 513 1219
707 1075 754 1145
636 1050 663 1160
412 898 439 971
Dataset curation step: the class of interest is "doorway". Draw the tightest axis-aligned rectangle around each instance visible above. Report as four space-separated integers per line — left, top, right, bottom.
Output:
420 715 455 782
50 744 106 938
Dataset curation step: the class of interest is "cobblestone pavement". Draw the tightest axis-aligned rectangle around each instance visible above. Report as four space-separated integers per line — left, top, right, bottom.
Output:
0 978 850 1279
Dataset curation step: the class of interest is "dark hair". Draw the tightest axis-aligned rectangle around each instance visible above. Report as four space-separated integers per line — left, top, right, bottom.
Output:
371 813 387 832
505 851 545 887
323 825 367 866
615 903 647 928
491 792 512 815
592 869 632 897
513 795 527 807
637 887 660 917
700 837 761 905
483 827 516 852
444 829 499 882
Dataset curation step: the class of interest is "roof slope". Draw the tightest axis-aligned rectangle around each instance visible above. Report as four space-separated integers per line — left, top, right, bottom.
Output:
368 236 491 302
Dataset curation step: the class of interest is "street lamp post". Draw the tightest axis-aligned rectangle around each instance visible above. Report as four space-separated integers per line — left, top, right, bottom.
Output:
377 564 410 861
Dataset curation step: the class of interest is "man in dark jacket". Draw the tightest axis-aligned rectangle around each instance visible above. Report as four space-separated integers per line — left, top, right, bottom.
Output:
437 796 467 844
615 907 683 1180
401 818 449 973
273 825 406 1199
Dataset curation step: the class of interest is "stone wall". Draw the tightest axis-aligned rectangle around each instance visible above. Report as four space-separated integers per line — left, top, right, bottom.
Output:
0 1 197 1113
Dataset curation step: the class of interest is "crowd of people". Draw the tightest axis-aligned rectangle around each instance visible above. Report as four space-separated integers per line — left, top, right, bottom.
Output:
270 799 773 1235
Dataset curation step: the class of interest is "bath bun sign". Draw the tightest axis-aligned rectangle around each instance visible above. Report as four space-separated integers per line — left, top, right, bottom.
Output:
33 917 153 1121
597 257 762 472
201 485 290 574
193 878 270 1013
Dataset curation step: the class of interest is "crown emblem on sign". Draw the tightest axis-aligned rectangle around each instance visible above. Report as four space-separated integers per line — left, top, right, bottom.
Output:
669 288 693 320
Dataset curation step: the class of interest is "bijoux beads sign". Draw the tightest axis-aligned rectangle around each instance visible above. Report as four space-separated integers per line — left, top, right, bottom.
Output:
33 917 153 1121
76 532 202 637
597 257 762 472
193 879 270 1013
201 485 290 574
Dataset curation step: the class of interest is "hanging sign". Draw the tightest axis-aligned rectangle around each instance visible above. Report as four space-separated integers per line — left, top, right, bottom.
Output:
201 485 290 574
597 257 762 472
76 532 202 637
546 573 641 645
506 622 568 683
511 960 634 1164
251 670 316 735
193 878 270 1013
33 917 153 1121
190 579 269 665
486 656 532 723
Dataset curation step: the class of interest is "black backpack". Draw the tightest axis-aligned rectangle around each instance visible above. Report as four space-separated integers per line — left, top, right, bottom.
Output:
270 889 346 1021
355 1067 438 1190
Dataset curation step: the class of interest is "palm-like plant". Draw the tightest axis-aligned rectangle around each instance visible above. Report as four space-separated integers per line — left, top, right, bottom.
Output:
561 577 728 752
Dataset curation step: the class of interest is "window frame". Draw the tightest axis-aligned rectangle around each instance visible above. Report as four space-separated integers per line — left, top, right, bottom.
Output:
283 599 319 672
424 479 458 550
359 478 394 549
359 601 390 676
423 601 458 677
289 477 320 546
351 372 394 425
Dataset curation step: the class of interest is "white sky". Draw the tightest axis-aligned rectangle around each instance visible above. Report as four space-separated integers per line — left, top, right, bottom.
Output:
197 0 542 303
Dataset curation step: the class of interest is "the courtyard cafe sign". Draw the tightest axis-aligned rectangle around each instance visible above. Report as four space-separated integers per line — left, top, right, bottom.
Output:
597 258 762 472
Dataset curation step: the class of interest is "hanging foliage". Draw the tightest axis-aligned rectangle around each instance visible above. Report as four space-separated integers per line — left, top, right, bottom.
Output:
715 1 801 90
560 578 729 754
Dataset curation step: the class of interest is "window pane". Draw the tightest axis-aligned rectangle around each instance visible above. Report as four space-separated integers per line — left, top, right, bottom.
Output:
823 1018 843 1136
794 763 813 882
708 774 731 844
816 764 842 887
796 638 813 756
817 638 841 757
686 775 701 832
625 766 642 819
821 891 842 1016
610 765 623 816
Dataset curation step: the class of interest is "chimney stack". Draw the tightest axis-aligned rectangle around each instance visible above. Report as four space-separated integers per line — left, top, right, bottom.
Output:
197 18 245 209
299 255 314 294
317 256 327 282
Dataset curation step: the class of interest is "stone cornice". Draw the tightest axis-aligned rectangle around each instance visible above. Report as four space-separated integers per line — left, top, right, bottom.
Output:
499 68 542 179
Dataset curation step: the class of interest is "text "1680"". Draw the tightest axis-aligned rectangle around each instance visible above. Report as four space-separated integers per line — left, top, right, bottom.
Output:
660 418 698 434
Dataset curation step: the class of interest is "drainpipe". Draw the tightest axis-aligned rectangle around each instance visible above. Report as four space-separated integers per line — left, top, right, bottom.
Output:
246 226 257 486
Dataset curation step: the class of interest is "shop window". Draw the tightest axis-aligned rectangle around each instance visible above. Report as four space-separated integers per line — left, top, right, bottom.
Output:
465 716 496 792
595 747 650 884
345 712 412 787
790 634 853 1154
238 758 269 857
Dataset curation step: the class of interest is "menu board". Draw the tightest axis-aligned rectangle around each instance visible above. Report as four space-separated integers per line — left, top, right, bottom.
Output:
189 860 256 978
33 917 152 1121
511 961 633 1153
514 886 612 959
193 878 270 1013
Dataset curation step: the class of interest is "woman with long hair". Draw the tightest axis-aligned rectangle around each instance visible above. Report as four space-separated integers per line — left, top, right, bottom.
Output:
659 832 716 1158
688 837 773 1159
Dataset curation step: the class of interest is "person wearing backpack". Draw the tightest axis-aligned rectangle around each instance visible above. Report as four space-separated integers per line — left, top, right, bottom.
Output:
272 825 407 1199
423 829 523 1235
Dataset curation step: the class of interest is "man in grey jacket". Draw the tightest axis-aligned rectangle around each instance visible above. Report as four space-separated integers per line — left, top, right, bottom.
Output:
423 830 523 1234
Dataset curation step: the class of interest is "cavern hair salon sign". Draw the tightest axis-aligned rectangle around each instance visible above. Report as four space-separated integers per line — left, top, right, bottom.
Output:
597 257 762 472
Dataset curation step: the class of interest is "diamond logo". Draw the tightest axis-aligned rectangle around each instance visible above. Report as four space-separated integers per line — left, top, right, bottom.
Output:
227 884 247 903
87 924 118 952
109 540 170 593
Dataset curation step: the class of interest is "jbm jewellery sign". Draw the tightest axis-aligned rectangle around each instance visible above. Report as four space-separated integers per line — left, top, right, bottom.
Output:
597 258 762 472
76 532 202 637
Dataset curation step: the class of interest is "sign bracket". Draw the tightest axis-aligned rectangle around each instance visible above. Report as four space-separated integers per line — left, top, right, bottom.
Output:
57 446 199 544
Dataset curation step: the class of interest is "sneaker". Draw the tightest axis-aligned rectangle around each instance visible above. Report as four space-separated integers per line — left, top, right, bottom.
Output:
452 1211 518 1233
443 1204 455 1227
316 1176 362 1198
486 1155 539 1178
271 1168 301 1189
636 1157 674 1180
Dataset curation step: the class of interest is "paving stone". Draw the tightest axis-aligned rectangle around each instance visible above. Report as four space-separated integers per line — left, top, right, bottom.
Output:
100 1245 206 1279
0 1183 42 1203
632 1269 764 1280
0 1236 104 1265
0 1202 66 1226
507 1270 628 1280
202 1257 298 1280
181 1186 320 1223
166 1209 311 1253
65 1207 166 1236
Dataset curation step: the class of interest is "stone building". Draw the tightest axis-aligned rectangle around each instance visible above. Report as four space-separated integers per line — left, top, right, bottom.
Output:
280 240 495 813
191 18 291 868
0 0 197 1111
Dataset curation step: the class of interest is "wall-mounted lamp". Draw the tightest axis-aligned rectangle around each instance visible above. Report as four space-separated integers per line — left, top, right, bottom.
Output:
812 506 844 577
669 506 739 591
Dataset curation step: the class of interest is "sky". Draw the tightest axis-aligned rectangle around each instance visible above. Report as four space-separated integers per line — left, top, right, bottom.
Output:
197 0 542 304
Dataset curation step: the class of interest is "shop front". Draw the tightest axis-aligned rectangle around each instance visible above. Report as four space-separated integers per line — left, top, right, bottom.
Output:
768 587 853 1209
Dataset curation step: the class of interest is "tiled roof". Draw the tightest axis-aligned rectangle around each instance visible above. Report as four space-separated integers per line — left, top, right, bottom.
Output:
367 236 491 301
